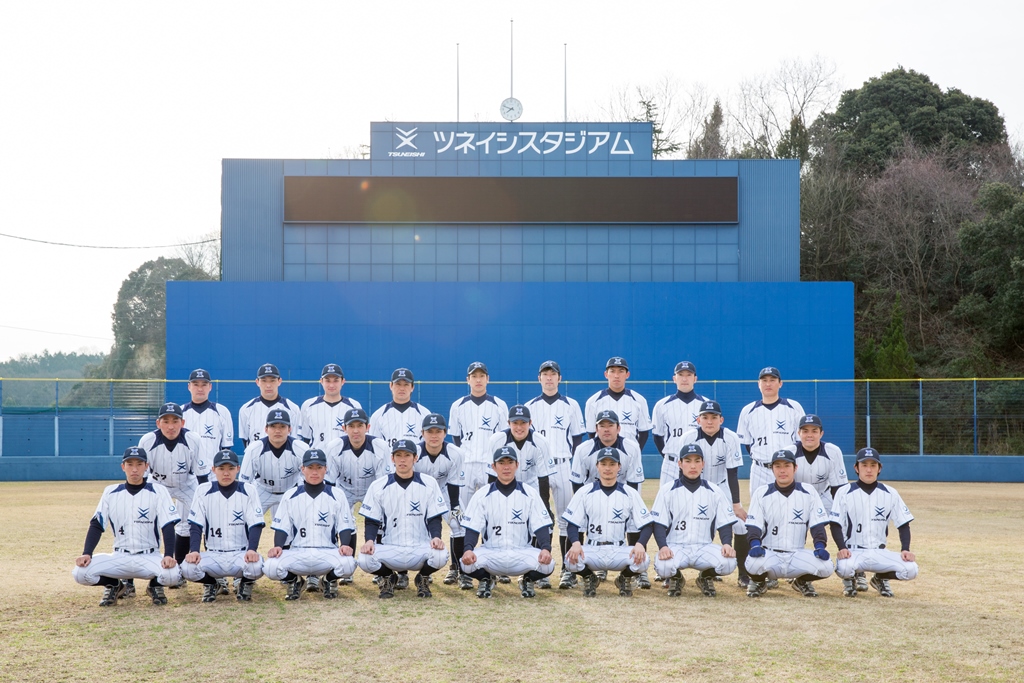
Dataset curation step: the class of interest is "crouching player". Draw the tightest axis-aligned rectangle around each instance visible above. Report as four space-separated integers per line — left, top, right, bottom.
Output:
181 449 265 602
263 449 356 600
744 449 833 598
461 446 556 598
73 447 182 606
562 447 652 597
357 439 449 599
830 447 919 598
648 444 738 597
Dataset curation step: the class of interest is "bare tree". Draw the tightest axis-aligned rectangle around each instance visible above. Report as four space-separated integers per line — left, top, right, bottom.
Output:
176 232 221 280
602 76 712 159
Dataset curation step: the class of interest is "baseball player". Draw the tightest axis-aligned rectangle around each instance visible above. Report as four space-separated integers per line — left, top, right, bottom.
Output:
647 444 738 598
368 367 433 450
525 360 586 589
357 439 449 599
181 449 265 602
137 402 208 575
264 449 356 600
460 446 556 598
830 448 919 598
744 450 833 598
414 413 468 587
584 356 652 448
237 363 302 447
652 361 708 483
791 415 848 513
72 447 182 606
238 409 309 518
562 447 652 597
570 410 645 494
182 368 235 463
300 363 362 448
448 361 509 470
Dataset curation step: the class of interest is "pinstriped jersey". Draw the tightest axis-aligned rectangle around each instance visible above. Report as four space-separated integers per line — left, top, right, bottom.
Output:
562 481 652 544
486 429 556 489
651 391 708 456
735 398 805 464
448 394 510 464
138 429 208 492
238 396 303 446
323 434 391 503
746 482 829 551
650 478 737 545
415 442 466 503
181 401 234 461
570 436 645 486
93 482 180 553
829 481 914 549
299 395 363 447
525 393 586 459
368 401 433 450
462 481 553 549
584 388 652 441
239 436 309 494
680 427 743 487
271 484 354 548
360 473 447 546
187 481 264 552
791 443 848 501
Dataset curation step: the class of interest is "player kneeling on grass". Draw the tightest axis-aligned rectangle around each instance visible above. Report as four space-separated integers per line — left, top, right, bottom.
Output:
263 449 356 601
73 447 182 606
181 449 265 603
460 446 556 598
744 450 833 598
357 439 449 599
562 448 652 597
648 444 738 598
829 448 919 598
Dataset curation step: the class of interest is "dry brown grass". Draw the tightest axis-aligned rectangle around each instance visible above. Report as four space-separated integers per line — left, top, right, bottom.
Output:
2 480 1023 683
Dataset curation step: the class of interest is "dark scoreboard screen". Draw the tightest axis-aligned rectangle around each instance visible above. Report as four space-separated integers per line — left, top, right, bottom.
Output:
283 176 737 224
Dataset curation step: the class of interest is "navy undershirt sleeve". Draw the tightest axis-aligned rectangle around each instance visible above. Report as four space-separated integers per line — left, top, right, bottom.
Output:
274 529 288 548
898 522 911 551
364 519 381 541
653 523 669 548
718 525 733 546
571 434 584 450
628 481 639 490
810 523 827 545
452 436 463 447
447 483 462 511
637 430 649 450
534 526 552 552
653 434 665 454
745 524 763 542
189 523 204 553
161 522 176 557
427 516 442 539
830 522 847 550
197 474 209 485
337 529 353 548
538 476 552 515
464 529 480 549
83 517 105 555
566 522 581 545
247 525 263 552
636 523 654 547
727 468 741 503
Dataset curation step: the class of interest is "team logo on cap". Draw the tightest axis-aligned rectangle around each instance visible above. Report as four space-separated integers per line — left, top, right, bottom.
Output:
325 365 339 374
513 407 525 417
271 410 286 421
193 370 206 379
127 447 141 457
427 415 440 425
264 365 274 374
611 357 624 365
308 452 321 460
396 369 408 378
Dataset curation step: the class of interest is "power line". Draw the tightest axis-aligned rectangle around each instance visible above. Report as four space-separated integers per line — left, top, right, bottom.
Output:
0 324 113 342
0 231 217 250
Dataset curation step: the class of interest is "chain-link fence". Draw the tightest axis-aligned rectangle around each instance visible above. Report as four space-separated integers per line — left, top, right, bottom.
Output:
1 377 1023 457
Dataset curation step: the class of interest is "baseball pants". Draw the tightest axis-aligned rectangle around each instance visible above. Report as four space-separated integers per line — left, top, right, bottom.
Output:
748 461 774 496
461 547 555 578
744 548 833 580
564 544 650 574
167 485 198 538
73 552 181 587
443 509 465 538
356 544 448 574
659 454 679 490
653 543 737 579
836 549 919 581
256 488 286 519
180 551 264 582
460 462 491 507
549 459 574 537
263 548 355 581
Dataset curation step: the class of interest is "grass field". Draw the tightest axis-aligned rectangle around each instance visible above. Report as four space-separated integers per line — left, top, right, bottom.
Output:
2 480 1023 683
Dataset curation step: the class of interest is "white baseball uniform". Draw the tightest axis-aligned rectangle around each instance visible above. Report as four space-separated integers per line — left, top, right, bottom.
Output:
448 394 510 461
356 473 449 574
486 429 557 491
460 481 556 578
138 429 208 538
368 401 432 450
263 484 356 581
181 481 265 581
570 437 645 488
238 436 309 516
238 396 302 446
650 478 738 579
584 389 652 442
791 442 848 512
736 398 805 493
525 392 586 534
745 482 833 580
830 481 919 581
182 400 234 462
562 481 652 574
323 434 391 506
300 395 363 447
651 390 708 463
415 441 466 537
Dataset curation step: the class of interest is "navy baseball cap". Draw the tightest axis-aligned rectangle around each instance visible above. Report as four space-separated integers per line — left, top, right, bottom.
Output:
266 409 291 426
799 414 823 429
770 449 796 464
467 361 488 375
759 366 781 379
303 448 327 466
257 363 281 379
674 361 697 375
595 409 619 425
508 404 531 422
122 446 148 463
596 447 620 463
343 408 369 426
698 400 722 416
856 447 882 463
391 368 414 383
392 438 418 454
158 402 184 419
212 449 239 467
539 360 561 374
493 446 518 463
321 363 344 378
606 356 628 370
422 413 447 430
679 443 704 460
188 368 212 382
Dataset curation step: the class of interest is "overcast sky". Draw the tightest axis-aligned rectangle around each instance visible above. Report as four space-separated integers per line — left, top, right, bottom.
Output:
1 1 1020 365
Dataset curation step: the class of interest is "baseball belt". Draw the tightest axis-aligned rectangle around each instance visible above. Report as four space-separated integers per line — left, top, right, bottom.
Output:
114 548 157 555
208 548 248 553
850 544 886 550
586 540 624 546
756 461 772 468
765 548 793 553
665 454 677 462
551 457 570 464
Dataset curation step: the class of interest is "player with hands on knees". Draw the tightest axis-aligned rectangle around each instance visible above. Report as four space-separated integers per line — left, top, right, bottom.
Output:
414 414 469 588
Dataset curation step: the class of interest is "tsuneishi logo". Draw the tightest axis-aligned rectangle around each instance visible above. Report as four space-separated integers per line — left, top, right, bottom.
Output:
389 127 426 157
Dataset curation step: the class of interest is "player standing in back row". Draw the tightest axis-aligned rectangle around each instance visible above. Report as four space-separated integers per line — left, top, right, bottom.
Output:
182 369 234 465
369 368 433 449
584 357 652 449
238 364 302 448
300 363 362 449
652 361 708 488
449 361 509 510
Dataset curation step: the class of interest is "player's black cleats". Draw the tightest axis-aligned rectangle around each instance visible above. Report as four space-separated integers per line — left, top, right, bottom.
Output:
304 576 321 593
855 571 869 592
414 573 432 598
147 583 168 605
595 570 608 583
614 574 633 597
121 580 136 599
696 574 716 597
519 577 536 598
581 573 598 597
636 572 652 590
737 575 750 589
870 574 894 597
792 578 818 597
202 583 218 603
338 576 353 585
765 578 780 590
284 576 303 601
443 569 460 585
842 578 857 598
100 581 127 606
535 576 552 589
667 572 686 597
395 572 410 590
746 580 767 598
558 570 577 590
322 578 339 599
496 574 512 584
236 579 254 602
215 577 230 596
378 575 397 599
476 576 495 599
458 573 475 590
